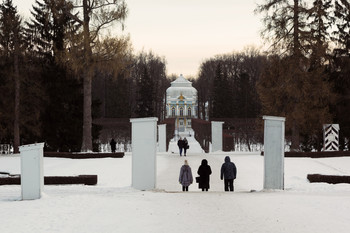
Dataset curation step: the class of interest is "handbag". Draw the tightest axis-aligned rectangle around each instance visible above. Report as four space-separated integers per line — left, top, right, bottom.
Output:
195 176 200 183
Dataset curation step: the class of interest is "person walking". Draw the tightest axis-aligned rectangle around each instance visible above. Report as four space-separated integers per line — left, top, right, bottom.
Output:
197 159 212 191
183 137 189 156
177 137 184 156
179 160 193 192
110 138 117 153
220 156 237 192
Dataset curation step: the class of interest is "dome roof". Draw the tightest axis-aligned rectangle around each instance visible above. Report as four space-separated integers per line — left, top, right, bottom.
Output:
170 74 192 87
166 74 197 99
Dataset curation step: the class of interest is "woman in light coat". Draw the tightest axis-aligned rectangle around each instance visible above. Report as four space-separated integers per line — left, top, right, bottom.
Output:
179 160 193 192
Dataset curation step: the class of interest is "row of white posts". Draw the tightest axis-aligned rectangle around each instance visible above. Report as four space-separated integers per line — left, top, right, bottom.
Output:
130 118 228 190
18 116 287 200
130 116 286 191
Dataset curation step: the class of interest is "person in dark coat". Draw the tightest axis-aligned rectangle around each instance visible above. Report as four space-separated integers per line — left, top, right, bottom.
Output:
183 137 188 156
177 138 184 156
197 159 212 191
110 139 117 153
179 160 193 191
220 156 237 191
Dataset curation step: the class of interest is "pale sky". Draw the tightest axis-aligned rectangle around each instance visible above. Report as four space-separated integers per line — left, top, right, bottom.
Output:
14 0 264 77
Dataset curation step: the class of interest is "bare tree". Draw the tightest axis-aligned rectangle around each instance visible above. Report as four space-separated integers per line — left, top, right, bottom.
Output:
63 0 128 152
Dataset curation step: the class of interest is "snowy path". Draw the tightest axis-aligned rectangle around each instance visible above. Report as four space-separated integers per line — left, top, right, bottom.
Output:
157 153 264 192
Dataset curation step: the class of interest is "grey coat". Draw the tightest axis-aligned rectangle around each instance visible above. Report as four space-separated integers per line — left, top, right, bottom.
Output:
220 156 237 180
179 165 193 186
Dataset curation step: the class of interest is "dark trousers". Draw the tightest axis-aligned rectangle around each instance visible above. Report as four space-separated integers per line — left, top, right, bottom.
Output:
179 147 183 156
224 179 234 192
182 186 188 192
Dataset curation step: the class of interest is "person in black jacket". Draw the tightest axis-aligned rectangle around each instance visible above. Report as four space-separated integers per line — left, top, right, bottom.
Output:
177 138 184 156
183 137 188 156
197 159 212 191
220 156 237 191
110 139 117 153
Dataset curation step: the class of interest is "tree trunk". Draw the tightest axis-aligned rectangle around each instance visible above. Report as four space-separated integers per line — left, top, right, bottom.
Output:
13 20 21 153
291 120 300 151
81 71 93 152
81 0 93 152
291 0 301 151
13 50 20 153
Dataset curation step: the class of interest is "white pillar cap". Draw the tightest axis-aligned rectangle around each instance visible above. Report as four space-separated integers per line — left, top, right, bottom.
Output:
263 116 286 122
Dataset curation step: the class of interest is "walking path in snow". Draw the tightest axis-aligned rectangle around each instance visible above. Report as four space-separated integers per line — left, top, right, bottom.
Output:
167 129 205 154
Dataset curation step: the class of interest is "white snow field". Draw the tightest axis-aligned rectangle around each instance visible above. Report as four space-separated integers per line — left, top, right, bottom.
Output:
1 148 350 233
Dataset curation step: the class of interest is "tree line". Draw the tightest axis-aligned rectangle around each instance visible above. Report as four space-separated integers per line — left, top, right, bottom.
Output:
194 47 265 121
1 0 349 153
0 0 170 152
196 0 350 151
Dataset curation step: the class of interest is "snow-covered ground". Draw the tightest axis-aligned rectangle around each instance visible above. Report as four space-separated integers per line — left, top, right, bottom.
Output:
1 150 350 233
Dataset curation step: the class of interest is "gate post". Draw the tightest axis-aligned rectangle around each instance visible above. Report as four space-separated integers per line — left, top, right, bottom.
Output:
130 117 158 190
263 116 285 190
211 121 224 152
158 124 167 152
20 142 45 200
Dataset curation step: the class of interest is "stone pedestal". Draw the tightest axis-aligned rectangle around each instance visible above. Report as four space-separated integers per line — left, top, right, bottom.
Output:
20 143 44 200
211 121 224 152
130 117 158 190
158 124 167 152
263 116 285 190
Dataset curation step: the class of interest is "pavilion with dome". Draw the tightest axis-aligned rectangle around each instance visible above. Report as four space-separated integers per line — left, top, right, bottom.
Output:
166 74 198 132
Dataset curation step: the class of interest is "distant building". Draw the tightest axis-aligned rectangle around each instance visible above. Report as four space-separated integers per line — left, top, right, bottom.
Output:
166 74 198 132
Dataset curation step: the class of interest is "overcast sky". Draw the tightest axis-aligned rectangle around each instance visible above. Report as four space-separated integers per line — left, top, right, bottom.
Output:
14 0 264 77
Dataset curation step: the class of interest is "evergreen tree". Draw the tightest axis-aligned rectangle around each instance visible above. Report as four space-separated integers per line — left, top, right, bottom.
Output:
25 0 73 60
195 50 264 120
256 0 334 151
308 0 333 69
333 0 350 56
24 0 84 152
330 0 350 149
236 72 254 118
211 63 232 118
135 66 154 117
196 58 217 120
0 0 23 152
100 71 131 118
128 51 168 119
329 55 350 150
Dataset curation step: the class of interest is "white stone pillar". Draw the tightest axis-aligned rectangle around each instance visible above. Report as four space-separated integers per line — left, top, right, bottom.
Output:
211 121 224 152
20 142 45 200
158 124 167 152
130 117 158 190
263 116 285 190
